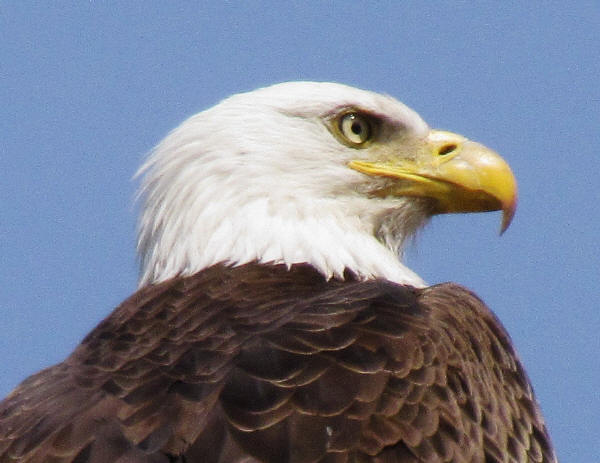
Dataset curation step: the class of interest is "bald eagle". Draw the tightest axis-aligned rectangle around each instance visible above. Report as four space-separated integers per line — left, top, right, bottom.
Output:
0 83 556 462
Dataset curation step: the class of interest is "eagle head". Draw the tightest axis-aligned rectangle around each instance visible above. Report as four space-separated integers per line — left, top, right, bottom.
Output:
136 82 517 287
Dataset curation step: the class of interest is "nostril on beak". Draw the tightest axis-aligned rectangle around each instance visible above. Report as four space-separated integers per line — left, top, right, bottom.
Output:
438 144 457 156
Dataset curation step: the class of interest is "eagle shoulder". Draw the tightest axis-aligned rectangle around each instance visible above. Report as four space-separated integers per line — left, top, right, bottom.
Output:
0 264 556 462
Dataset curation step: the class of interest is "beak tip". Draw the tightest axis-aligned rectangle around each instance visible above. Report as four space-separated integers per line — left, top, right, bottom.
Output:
499 218 510 236
499 197 517 235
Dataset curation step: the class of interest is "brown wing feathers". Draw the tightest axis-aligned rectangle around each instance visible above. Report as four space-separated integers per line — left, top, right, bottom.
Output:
0 264 556 462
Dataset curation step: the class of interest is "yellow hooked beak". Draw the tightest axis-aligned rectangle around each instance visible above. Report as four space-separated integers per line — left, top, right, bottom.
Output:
348 130 517 233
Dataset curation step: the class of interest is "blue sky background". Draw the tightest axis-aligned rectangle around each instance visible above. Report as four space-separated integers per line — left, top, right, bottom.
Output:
1 3 598 461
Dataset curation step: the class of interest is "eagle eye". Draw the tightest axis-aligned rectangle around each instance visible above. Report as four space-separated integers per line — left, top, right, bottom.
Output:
338 112 372 146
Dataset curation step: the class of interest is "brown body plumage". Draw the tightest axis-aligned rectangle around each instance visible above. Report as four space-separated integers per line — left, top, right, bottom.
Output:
0 264 555 462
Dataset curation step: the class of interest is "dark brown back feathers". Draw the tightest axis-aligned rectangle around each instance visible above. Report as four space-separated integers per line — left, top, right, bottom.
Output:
0 263 556 462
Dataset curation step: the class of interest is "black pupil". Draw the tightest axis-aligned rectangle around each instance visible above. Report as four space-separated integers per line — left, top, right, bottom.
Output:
351 121 362 135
